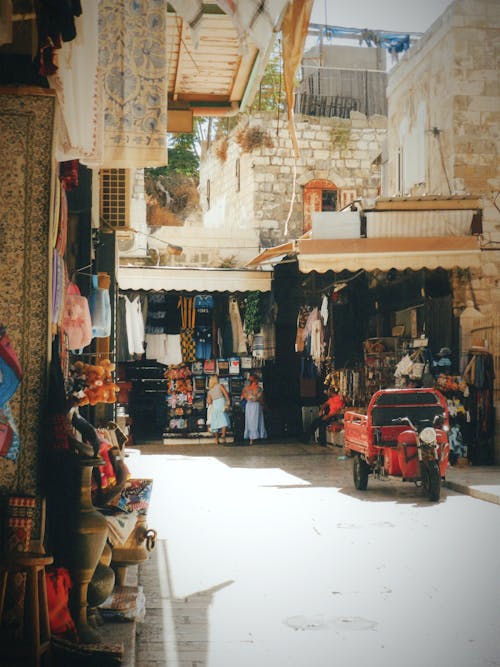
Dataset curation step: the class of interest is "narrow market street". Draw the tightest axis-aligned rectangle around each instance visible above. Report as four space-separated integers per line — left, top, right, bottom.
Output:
127 442 500 667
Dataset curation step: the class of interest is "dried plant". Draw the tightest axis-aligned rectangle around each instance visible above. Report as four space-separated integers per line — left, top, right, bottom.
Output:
330 120 351 151
235 126 274 153
218 255 238 268
214 137 228 163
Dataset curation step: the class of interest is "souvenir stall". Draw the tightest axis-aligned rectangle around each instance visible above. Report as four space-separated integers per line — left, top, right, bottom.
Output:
272 259 371 442
115 266 274 443
33 162 156 655
270 249 494 459
0 92 153 659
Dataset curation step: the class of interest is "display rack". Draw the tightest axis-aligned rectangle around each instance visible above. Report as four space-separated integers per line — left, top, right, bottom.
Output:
363 337 400 396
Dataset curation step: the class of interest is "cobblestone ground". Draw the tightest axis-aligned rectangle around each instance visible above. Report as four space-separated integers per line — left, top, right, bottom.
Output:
131 442 500 667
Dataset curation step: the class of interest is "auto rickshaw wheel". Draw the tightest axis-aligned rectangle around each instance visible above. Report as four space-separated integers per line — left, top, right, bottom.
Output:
422 460 441 501
353 455 369 490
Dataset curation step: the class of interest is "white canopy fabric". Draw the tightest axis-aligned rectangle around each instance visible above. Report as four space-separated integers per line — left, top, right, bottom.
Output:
297 237 482 273
117 266 272 292
245 241 297 268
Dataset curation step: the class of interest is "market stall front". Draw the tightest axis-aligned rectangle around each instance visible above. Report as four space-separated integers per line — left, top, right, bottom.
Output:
115 266 275 444
251 200 493 463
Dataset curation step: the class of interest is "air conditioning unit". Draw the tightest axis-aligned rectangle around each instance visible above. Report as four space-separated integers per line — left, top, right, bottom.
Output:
115 227 148 257
116 230 136 253
100 168 132 230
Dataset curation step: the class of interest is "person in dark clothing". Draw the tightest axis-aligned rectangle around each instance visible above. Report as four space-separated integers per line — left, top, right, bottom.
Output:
304 387 344 446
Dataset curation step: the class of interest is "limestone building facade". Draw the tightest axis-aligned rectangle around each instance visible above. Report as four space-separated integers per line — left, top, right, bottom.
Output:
386 0 500 315
199 111 387 251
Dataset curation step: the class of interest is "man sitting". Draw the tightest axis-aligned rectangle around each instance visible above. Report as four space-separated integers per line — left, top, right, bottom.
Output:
304 387 344 446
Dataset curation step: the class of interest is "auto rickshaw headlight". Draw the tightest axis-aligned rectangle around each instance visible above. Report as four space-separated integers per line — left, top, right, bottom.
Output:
420 427 437 444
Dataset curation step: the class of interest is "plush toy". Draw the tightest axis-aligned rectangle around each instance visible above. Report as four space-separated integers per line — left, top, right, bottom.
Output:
99 359 119 403
70 360 119 406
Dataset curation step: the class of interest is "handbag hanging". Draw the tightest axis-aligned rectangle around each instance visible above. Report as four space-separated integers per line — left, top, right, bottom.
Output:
0 416 14 456
61 281 93 351
0 328 23 380
0 404 20 461
89 273 111 338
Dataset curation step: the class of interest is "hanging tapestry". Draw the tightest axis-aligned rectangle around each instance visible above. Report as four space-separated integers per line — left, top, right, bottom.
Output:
98 0 169 168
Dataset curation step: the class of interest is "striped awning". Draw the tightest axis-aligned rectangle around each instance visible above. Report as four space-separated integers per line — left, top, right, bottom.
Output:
117 266 272 292
297 236 481 273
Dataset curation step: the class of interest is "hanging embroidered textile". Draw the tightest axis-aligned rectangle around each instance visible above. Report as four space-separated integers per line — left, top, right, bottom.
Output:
47 0 103 165
98 0 169 168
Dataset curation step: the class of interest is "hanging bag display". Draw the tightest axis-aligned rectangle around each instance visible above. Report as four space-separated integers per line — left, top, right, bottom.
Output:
61 282 93 351
0 356 21 408
0 328 23 381
45 567 77 639
0 415 14 456
394 353 414 378
409 350 426 379
0 404 20 461
89 273 112 338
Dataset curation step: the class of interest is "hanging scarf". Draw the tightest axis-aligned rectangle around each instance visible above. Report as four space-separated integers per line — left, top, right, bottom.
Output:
179 296 196 363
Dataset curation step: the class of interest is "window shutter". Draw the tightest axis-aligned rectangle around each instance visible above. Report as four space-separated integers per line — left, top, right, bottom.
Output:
99 169 131 229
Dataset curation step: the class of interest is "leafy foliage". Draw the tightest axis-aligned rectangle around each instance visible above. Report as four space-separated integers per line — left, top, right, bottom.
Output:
248 46 285 113
145 128 200 220
330 119 351 151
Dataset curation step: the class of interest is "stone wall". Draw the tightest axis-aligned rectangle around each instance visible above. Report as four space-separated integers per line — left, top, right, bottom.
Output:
387 0 500 310
199 111 387 249
387 0 500 458
387 0 499 205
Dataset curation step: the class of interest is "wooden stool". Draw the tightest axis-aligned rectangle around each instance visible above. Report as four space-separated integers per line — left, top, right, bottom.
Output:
0 551 53 666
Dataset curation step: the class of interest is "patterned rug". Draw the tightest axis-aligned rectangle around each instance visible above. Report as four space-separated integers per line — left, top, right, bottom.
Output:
0 88 55 536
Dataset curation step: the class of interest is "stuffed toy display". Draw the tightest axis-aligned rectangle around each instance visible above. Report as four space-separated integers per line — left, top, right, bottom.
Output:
69 359 119 406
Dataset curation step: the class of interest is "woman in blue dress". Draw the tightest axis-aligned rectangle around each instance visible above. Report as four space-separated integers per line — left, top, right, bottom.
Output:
241 375 267 445
207 375 231 444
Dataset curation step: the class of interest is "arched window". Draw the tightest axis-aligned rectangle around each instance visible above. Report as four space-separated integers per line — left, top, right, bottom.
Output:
303 179 338 232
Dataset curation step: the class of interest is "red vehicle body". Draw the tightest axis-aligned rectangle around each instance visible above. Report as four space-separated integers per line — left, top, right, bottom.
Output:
344 388 450 501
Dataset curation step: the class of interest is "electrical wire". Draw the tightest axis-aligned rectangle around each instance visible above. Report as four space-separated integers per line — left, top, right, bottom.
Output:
100 217 182 253
432 127 452 195
100 216 271 253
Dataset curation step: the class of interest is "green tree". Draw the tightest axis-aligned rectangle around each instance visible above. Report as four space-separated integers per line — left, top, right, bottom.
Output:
248 43 285 113
145 124 201 218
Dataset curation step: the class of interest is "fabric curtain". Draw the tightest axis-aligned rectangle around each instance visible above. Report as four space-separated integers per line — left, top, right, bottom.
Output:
216 0 289 52
281 0 314 157
48 0 103 165
172 0 289 52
